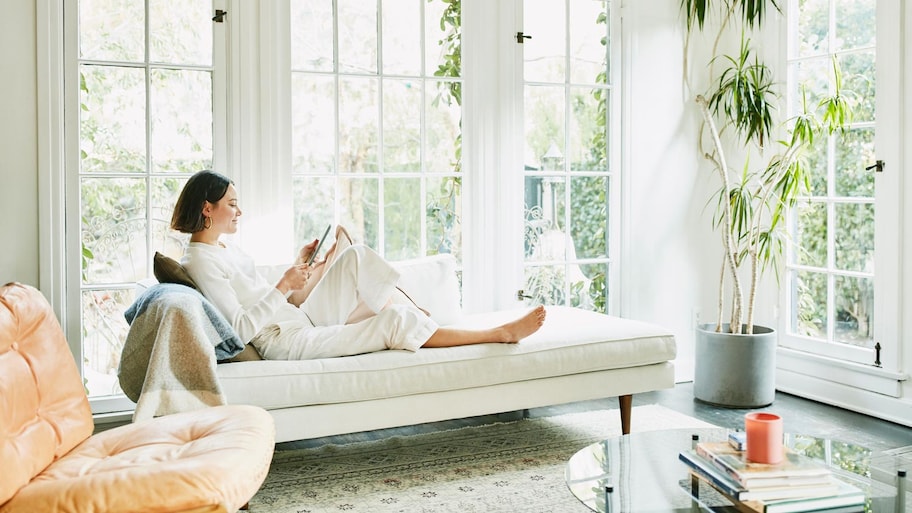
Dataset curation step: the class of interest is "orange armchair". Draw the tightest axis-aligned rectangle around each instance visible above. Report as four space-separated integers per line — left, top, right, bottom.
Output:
0 283 275 513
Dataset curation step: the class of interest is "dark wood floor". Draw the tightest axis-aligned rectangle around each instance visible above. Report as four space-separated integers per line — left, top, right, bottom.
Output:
277 382 912 457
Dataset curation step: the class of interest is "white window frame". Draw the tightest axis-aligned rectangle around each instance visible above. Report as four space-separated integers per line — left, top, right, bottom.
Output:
777 0 907 413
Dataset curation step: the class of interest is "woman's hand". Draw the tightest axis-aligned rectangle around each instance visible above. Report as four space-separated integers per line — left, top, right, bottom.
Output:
276 264 312 297
295 239 320 266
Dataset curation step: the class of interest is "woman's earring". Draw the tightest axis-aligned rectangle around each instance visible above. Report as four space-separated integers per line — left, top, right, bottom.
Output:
203 216 212 229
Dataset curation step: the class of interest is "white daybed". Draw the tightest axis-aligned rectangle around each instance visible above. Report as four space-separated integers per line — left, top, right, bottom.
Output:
122 254 676 444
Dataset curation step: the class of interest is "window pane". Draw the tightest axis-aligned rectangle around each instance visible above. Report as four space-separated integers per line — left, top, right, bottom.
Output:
576 262 608 311
426 176 461 258
841 51 875 122
796 0 829 57
292 74 336 173
81 177 148 284
525 177 567 259
794 201 827 268
791 270 827 339
79 0 144 61
425 80 461 173
834 275 874 347
150 69 213 173
834 202 874 272
524 264 567 306
525 85 566 171
570 176 607 259
291 0 334 71
383 79 421 172
338 0 378 74
569 86 608 171
789 58 829 117
80 65 146 174
802 133 828 196
569 0 608 84
424 0 460 76
82 288 133 397
339 177 380 249
382 0 421 75
339 77 380 173
834 127 875 197
151 176 188 258
835 0 875 50
384 178 421 260
293 176 335 246
149 0 212 65
523 0 566 83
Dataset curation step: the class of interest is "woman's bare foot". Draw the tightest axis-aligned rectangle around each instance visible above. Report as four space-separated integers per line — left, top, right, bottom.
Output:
497 305 546 343
421 306 546 348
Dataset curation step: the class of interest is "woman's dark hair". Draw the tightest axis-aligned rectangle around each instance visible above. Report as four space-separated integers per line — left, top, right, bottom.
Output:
171 170 234 233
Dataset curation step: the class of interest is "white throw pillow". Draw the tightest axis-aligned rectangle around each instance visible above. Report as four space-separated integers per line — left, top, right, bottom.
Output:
392 254 463 326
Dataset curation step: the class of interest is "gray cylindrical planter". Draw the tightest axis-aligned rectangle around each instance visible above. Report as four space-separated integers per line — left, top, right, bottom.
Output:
694 323 777 408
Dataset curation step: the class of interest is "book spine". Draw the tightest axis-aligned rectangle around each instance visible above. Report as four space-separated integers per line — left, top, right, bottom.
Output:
678 451 745 499
695 444 747 486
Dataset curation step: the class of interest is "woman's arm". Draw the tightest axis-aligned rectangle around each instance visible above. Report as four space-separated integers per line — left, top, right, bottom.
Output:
184 247 290 343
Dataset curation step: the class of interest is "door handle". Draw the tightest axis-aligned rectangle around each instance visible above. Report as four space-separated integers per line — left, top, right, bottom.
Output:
865 160 884 173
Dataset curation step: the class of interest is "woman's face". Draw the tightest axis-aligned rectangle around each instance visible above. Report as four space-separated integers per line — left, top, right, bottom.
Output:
205 184 241 235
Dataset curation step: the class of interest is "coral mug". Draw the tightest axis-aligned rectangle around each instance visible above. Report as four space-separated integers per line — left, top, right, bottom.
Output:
744 412 783 464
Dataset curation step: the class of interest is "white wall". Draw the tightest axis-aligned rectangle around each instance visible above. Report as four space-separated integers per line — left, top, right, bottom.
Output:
0 0 40 287
621 2 721 382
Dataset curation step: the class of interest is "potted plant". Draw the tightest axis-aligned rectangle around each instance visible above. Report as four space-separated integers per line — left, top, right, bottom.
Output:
679 0 852 406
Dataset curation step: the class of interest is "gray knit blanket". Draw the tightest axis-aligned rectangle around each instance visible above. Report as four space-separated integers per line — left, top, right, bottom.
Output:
119 283 245 420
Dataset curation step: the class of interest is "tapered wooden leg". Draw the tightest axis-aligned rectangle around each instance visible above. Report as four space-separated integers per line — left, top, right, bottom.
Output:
618 394 632 435
240 502 250 511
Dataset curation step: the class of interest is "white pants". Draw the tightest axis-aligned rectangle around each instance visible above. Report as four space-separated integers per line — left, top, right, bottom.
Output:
252 245 438 360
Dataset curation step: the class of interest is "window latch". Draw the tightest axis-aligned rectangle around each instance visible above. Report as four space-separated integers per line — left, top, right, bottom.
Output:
865 159 885 173
212 9 227 23
515 32 532 44
517 289 533 300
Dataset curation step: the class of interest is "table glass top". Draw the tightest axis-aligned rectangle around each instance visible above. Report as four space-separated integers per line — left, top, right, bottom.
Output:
565 428 899 512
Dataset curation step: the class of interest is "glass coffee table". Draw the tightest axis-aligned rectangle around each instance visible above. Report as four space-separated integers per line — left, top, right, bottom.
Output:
565 428 900 512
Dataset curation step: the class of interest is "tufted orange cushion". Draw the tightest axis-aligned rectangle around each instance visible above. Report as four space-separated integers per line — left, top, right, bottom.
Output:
0 283 275 513
0 282 94 505
1 404 275 513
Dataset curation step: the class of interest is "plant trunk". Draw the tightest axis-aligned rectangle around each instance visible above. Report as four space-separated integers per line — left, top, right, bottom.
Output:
717 251 726 332
696 95 742 334
746 249 757 334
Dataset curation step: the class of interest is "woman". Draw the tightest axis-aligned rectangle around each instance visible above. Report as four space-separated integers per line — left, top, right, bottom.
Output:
170 170 546 360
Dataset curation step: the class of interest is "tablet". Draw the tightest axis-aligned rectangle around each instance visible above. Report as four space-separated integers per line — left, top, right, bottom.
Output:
307 224 332 264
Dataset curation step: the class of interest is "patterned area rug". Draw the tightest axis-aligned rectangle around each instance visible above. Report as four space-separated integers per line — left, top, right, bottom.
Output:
249 405 717 513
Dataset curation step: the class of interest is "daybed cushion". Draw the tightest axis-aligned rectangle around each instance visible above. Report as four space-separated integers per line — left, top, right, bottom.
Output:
218 306 676 409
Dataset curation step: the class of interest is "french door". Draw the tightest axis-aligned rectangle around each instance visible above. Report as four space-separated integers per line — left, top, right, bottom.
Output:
519 0 616 313
781 0 902 387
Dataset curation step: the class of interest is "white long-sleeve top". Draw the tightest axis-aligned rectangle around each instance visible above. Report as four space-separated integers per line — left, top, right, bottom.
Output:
181 241 306 343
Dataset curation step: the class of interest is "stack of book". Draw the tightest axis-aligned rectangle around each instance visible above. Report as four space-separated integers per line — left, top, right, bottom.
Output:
679 439 866 512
